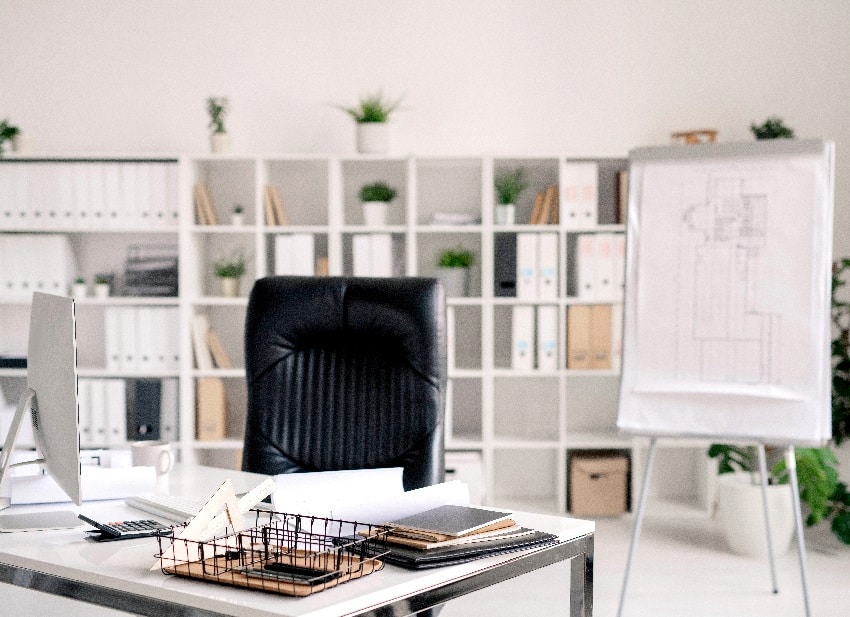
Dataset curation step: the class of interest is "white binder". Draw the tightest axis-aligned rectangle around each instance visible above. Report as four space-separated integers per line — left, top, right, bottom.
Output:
352 234 371 276
135 306 155 372
536 305 559 372
274 234 294 274
103 163 123 228
370 233 393 277
88 378 108 447
578 161 599 226
291 233 316 275
160 377 179 442
593 232 616 302
511 305 535 371
537 232 558 300
121 163 138 226
105 379 127 446
77 378 94 448
576 234 597 301
104 307 122 371
118 307 139 371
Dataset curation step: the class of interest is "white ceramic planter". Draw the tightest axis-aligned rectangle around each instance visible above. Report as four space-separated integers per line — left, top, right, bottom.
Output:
362 201 388 226
356 123 389 154
210 133 232 154
231 212 244 226
495 203 516 225
220 276 240 297
94 283 110 299
437 267 470 298
71 283 87 298
716 472 796 557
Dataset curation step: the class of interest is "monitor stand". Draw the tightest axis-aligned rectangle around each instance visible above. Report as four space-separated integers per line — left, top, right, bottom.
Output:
0 388 82 531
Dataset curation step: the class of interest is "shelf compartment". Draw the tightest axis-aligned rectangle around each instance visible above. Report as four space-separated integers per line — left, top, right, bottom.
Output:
264 159 331 226
492 447 560 513
415 158 482 226
341 159 407 227
493 376 559 441
445 376 482 443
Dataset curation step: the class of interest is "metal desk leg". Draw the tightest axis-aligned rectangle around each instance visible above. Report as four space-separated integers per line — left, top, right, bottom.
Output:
570 535 594 617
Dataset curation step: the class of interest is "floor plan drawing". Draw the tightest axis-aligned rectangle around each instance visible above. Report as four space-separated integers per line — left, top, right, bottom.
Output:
678 174 781 386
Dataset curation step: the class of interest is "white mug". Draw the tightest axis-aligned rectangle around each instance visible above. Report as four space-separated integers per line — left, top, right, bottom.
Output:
131 441 175 477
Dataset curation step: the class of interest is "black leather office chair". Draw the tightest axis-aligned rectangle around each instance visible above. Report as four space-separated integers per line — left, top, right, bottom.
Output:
241 276 446 491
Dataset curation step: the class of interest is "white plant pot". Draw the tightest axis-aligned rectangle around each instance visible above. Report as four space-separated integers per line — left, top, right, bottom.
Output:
210 133 232 154
356 123 389 154
437 267 470 298
220 276 240 297
71 283 87 298
495 203 516 225
231 213 244 226
94 283 110 299
716 472 796 558
362 201 388 226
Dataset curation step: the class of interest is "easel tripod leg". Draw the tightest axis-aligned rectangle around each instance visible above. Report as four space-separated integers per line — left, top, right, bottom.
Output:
616 437 657 617
756 444 779 593
786 445 812 617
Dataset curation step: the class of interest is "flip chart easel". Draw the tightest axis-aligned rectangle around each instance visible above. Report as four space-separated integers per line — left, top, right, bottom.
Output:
615 139 835 617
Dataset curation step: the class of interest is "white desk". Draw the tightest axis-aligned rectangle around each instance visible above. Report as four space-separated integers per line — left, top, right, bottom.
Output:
0 465 594 617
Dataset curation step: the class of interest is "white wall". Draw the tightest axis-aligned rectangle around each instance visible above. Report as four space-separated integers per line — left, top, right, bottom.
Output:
3 0 847 252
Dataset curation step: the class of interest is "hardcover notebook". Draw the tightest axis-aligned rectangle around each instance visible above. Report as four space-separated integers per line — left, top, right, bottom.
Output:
387 505 513 537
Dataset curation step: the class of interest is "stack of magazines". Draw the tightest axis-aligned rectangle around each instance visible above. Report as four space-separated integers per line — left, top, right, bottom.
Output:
124 244 178 296
369 504 558 569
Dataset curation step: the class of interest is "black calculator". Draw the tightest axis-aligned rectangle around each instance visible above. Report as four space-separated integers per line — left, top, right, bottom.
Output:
78 514 169 541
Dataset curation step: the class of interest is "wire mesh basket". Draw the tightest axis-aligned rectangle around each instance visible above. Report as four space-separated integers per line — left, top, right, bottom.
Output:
154 509 391 597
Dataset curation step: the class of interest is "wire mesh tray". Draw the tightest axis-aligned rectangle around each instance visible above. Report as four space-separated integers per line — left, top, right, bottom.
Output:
154 510 391 597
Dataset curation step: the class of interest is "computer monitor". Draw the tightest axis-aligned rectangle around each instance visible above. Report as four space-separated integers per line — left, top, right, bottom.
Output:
0 292 82 531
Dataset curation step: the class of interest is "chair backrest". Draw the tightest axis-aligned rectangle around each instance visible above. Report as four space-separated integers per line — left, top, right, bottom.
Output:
242 276 446 491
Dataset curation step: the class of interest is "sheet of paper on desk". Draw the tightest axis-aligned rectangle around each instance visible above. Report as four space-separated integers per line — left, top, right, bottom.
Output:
272 469 470 535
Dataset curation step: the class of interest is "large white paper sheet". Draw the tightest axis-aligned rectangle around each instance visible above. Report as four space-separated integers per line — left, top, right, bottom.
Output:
618 140 834 444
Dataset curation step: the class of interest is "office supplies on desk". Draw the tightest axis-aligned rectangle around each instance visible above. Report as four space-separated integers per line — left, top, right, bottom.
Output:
78 514 169 541
387 504 513 537
155 507 390 597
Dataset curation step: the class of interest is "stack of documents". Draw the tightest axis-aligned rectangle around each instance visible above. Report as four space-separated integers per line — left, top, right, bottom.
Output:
373 504 558 569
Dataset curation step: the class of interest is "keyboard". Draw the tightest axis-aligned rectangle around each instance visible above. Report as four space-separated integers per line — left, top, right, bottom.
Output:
125 494 207 523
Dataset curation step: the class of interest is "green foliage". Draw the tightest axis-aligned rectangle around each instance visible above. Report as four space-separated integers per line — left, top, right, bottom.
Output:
359 181 397 202
494 167 528 205
750 116 795 139
206 97 228 134
338 91 403 123
74 276 85 285
707 444 755 475
94 273 111 285
0 118 20 156
833 258 850 445
438 247 474 268
233 204 244 214
212 251 246 278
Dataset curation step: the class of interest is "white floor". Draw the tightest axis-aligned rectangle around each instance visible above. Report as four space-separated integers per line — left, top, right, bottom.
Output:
441 514 849 617
4 513 848 616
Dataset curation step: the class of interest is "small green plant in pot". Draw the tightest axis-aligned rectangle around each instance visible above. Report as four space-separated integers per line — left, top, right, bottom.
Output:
337 90 404 154
437 247 474 298
206 96 231 153
494 167 528 224
213 251 247 297
359 181 397 226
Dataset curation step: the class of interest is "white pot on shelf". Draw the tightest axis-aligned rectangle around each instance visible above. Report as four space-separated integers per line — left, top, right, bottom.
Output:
71 283 87 298
495 203 515 225
94 283 110 299
210 133 232 154
362 201 388 226
437 267 470 298
220 276 240 297
231 212 244 226
716 472 796 557
356 122 389 154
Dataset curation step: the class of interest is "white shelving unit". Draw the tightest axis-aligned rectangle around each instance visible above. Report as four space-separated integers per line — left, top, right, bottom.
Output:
0 153 719 518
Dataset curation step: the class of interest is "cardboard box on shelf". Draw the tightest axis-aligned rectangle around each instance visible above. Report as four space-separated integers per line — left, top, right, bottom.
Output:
569 453 629 517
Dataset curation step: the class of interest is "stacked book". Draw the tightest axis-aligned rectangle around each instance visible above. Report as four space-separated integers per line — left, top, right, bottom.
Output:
372 505 557 569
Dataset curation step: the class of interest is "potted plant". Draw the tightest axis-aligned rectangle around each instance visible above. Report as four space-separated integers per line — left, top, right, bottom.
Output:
494 167 528 225
359 181 397 226
337 90 403 154
94 273 112 299
213 251 246 297
71 276 87 298
207 96 231 154
750 116 795 139
437 247 474 297
0 119 20 157
231 204 244 226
